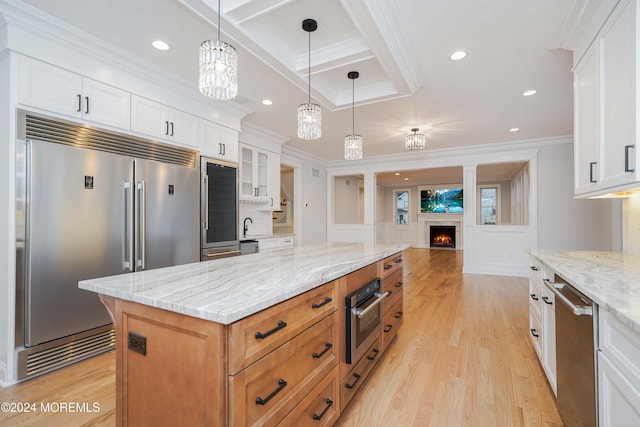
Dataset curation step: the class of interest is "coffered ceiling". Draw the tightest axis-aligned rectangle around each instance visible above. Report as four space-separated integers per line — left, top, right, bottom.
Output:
17 0 575 164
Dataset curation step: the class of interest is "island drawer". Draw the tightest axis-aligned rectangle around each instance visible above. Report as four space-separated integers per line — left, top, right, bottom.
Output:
277 365 340 427
382 268 403 309
378 252 403 279
228 280 338 373
340 337 381 411
229 312 338 427
382 299 403 351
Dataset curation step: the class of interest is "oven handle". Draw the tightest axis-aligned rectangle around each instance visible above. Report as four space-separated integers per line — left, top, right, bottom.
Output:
352 291 390 319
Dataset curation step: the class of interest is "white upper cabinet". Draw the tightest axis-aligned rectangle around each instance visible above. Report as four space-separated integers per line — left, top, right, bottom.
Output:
239 144 280 208
574 0 639 197
131 95 198 148
201 120 239 163
18 56 130 130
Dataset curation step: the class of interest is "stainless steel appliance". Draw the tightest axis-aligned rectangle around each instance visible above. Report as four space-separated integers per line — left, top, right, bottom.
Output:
345 278 388 364
201 157 240 260
547 276 597 427
15 112 200 380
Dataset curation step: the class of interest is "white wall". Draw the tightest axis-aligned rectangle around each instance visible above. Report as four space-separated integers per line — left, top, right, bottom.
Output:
333 175 361 224
537 142 614 250
299 159 327 245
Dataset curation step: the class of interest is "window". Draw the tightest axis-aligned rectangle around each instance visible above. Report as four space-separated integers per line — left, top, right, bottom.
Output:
479 186 499 224
394 190 409 225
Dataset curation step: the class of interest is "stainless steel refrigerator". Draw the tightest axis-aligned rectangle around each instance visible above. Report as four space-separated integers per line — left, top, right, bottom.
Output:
15 113 200 379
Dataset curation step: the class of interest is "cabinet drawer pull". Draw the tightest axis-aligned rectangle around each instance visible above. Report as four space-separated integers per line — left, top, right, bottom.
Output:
530 328 539 338
394 311 403 319
165 121 170 135
395 281 403 288
312 398 333 421
255 378 287 405
77 94 82 112
367 348 380 361
170 122 174 136
84 96 89 114
589 161 597 183
529 266 538 271
542 296 553 305
529 293 539 301
255 320 287 339
345 373 361 389
312 342 332 359
395 258 402 263
384 264 393 270
625 144 635 173
383 324 393 333
311 296 332 309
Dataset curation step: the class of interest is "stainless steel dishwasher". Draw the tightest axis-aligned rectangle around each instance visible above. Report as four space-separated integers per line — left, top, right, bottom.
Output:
548 275 597 427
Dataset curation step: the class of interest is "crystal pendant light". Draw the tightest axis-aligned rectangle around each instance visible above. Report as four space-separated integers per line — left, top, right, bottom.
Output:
297 19 321 140
199 0 238 100
344 71 362 160
405 128 426 150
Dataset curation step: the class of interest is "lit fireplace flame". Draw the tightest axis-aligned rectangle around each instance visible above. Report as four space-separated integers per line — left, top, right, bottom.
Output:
433 234 453 245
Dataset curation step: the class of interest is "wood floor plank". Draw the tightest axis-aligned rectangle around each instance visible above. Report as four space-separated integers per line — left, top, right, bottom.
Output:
0 248 562 426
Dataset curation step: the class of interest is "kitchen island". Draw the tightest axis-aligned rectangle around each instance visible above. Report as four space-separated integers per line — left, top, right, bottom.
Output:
527 250 640 426
79 242 407 426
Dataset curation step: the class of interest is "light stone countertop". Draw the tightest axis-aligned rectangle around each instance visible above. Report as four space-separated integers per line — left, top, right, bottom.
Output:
527 249 640 334
79 242 407 325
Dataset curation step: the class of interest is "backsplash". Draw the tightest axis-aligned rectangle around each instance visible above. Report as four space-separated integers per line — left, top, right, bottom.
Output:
623 197 640 256
239 202 272 237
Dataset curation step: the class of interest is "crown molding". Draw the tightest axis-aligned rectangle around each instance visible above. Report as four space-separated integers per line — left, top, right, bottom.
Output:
240 121 288 152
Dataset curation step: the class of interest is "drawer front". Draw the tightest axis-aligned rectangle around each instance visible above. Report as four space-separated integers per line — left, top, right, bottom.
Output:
382 299 403 351
228 281 337 373
378 252 403 279
529 312 542 361
382 268 403 299
528 277 543 321
599 310 640 391
340 337 382 411
229 313 338 427
277 365 340 427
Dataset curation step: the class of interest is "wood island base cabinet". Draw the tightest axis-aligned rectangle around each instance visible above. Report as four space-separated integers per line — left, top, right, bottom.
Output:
101 251 404 426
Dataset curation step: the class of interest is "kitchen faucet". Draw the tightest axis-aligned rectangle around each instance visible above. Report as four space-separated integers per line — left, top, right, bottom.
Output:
243 217 253 237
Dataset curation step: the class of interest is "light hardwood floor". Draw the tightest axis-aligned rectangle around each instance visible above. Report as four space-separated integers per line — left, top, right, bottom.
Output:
0 248 563 426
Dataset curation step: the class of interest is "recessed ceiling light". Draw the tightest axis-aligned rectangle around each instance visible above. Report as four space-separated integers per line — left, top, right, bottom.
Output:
404 177 409 181
510 128 520 132
262 99 273 105
152 40 170 51
450 50 467 61
522 89 537 96
395 172 400 176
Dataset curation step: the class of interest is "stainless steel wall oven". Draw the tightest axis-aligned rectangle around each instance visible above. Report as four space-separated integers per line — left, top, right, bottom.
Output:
345 278 388 364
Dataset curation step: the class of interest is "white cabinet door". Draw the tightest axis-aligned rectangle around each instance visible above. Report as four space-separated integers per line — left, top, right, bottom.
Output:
599 0 638 189
19 56 82 117
82 78 130 129
240 145 256 199
131 95 168 139
541 284 557 396
268 152 281 209
598 351 640 427
201 121 239 162
169 109 198 148
574 44 600 195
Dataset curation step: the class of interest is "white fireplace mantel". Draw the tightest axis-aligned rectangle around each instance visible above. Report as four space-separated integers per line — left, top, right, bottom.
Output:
417 213 463 249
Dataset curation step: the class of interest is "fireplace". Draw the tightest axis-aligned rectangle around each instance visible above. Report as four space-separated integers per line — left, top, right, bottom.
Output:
430 225 456 249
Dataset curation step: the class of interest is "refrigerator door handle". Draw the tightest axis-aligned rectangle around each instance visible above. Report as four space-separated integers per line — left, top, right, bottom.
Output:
123 180 133 271
203 174 209 231
137 180 146 270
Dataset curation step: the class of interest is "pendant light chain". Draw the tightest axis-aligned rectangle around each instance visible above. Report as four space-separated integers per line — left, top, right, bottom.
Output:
217 0 221 41
308 28 311 104
297 19 321 140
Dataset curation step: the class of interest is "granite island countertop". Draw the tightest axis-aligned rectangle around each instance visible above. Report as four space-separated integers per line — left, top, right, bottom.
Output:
527 249 640 334
79 242 407 325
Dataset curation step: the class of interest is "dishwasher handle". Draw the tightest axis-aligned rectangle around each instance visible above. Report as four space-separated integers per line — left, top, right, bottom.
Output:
546 282 592 316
